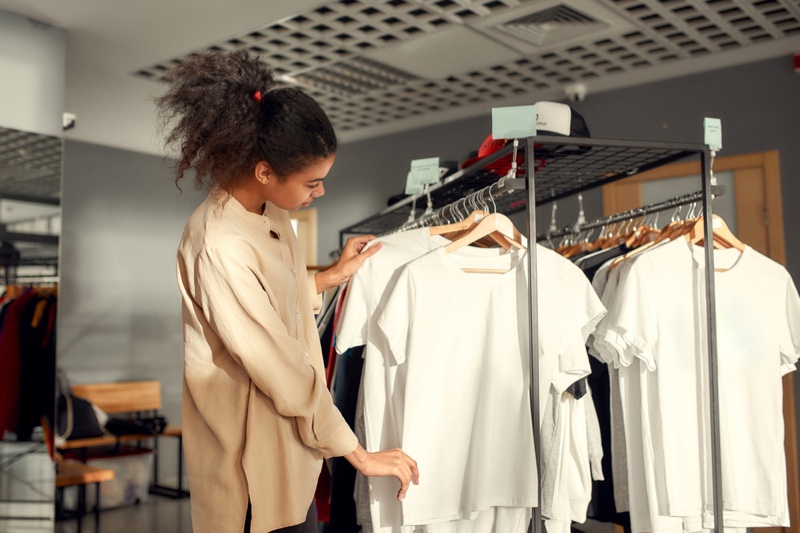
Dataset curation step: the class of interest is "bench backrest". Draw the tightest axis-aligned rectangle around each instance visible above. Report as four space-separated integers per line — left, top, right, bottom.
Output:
71 381 162 414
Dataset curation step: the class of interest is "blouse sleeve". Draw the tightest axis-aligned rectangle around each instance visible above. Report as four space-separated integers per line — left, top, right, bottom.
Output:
195 244 357 458
307 272 323 314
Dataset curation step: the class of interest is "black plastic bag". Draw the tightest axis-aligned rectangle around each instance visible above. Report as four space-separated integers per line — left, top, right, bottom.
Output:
56 392 106 440
104 417 156 437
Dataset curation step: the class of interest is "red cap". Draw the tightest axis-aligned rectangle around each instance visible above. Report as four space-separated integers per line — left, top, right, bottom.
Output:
461 134 545 176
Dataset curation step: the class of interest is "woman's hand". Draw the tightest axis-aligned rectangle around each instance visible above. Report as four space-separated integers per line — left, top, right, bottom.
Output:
315 235 382 292
344 444 419 501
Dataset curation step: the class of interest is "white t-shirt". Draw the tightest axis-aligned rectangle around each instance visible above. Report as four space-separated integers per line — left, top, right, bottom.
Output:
336 228 444 532
602 239 800 528
377 245 605 528
593 260 684 533
543 384 603 533
337 229 526 532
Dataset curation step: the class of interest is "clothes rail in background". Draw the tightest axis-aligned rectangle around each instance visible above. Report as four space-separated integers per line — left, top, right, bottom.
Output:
537 186 726 243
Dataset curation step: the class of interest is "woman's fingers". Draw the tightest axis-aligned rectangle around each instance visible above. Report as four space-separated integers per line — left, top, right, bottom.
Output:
346 446 419 501
391 449 418 500
409 456 420 485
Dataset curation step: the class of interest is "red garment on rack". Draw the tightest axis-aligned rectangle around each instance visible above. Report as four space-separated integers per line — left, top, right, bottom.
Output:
315 286 349 523
0 289 36 438
325 286 348 388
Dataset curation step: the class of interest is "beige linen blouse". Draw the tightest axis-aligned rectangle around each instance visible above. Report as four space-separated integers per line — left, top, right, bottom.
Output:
177 189 357 533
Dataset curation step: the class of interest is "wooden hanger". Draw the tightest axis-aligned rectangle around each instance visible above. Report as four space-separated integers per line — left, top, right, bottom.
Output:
429 209 499 248
429 209 487 236
444 212 525 274
685 214 745 251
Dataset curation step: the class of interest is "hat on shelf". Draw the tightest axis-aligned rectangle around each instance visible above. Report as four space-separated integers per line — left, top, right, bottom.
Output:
460 101 591 176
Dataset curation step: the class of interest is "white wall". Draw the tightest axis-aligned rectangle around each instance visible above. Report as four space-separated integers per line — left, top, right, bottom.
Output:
0 10 66 136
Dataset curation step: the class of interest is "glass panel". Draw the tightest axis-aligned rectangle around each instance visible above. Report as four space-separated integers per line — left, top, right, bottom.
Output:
0 126 61 528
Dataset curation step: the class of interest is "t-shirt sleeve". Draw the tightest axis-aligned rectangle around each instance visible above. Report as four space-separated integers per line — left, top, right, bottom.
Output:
335 262 373 354
552 334 593 393
604 256 659 371
376 267 415 367
195 245 357 458
562 269 607 348
554 266 605 387
779 273 800 375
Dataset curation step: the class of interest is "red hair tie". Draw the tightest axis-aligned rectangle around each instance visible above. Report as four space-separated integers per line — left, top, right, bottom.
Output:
253 91 262 102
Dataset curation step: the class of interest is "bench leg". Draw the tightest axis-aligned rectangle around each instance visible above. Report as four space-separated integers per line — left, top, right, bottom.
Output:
152 434 160 486
95 482 101 532
149 436 189 498
77 484 85 533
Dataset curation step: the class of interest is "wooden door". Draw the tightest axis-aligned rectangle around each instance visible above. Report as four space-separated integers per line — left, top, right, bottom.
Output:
603 150 796 532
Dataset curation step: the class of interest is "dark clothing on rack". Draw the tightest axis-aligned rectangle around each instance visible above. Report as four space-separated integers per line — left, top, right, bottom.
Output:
327 346 365 533
571 245 631 530
586 356 631 531
566 378 588 400
575 244 630 281
16 295 57 441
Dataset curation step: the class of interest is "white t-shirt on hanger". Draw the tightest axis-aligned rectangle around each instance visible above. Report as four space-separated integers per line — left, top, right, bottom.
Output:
337 228 528 532
377 245 605 528
593 260 685 533
603 238 800 528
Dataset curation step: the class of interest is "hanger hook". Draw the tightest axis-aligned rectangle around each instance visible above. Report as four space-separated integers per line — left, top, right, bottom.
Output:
489 183 498 213
549 202 558 235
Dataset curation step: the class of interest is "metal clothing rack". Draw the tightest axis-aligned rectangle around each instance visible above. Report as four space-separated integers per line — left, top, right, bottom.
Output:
536 187 725 243
339 136 723 533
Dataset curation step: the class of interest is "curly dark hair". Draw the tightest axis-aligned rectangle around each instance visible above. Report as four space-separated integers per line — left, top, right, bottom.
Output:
156 49 337 191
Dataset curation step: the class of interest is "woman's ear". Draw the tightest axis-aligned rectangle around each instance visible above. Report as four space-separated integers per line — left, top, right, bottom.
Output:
255 161 273 185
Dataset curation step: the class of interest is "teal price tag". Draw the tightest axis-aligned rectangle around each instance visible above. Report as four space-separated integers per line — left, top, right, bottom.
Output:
492 105 537 140
704 117 722 150
404 157 440 195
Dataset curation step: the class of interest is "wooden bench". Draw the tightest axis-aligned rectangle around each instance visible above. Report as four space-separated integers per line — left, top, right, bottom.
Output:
57 380 188 498
56 460 115 533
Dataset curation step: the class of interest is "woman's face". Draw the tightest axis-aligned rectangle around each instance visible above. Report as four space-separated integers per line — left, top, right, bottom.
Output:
264 155 334 211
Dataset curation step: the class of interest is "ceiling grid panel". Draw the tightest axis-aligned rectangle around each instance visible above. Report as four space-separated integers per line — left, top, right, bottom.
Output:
131 0 800 135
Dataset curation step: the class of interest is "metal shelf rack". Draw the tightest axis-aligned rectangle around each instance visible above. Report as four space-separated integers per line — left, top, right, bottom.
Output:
338 135 723 533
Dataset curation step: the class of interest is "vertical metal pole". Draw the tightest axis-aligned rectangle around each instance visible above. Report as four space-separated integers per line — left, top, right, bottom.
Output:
700 147 723 532
525 137 542 533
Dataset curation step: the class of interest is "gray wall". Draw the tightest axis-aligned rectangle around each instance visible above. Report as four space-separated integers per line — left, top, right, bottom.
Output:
59 140 203 485
0 10 66 136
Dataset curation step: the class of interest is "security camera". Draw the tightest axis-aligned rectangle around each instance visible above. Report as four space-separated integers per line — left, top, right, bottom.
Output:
62 112 76 131
564 83 587 103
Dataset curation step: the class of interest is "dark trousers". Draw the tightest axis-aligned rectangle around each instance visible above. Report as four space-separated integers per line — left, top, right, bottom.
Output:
244 501 317 533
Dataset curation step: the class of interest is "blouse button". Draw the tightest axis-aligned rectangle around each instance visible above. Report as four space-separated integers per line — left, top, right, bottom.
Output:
303 351 309 358
296 313 301 320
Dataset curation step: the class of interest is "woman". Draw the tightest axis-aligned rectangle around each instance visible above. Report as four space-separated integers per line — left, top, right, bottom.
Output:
157 50 418 533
